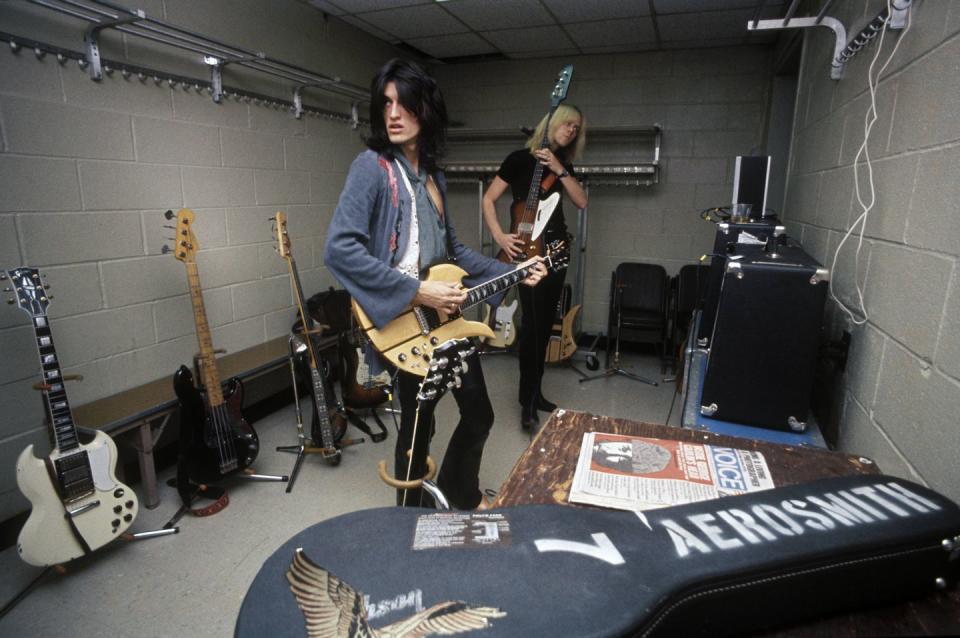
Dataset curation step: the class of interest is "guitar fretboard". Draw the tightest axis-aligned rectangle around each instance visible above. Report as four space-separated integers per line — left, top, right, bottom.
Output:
463 260 541 311
31 316 80 452
184 261 224 406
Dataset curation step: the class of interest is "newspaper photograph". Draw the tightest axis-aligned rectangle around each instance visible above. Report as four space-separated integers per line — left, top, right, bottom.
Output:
569 432 774 511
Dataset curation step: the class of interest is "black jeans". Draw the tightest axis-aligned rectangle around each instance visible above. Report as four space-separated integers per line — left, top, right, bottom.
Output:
394 350 493 509
517 266 566 407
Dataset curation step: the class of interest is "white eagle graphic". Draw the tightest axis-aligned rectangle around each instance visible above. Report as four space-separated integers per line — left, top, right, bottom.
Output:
287 548 507 637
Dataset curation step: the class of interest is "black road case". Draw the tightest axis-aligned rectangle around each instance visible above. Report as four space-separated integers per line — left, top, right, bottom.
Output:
700 243 828 431
697 219 785 347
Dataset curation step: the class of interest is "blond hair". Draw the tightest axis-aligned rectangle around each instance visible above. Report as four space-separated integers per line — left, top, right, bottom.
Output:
525 104 586 162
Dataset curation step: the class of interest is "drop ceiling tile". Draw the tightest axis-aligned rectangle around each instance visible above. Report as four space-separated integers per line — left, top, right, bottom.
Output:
580 43 660 55
482 25 576 53
441 0 555 30
661 37 746 49
329 0 430 12
339 15 401 42
657 8 754 42
565 18 657 48
406 32 498 59
360 4 471 39
507 48 581 60
540 0 651 21
308 0 347 16
652 0 763 13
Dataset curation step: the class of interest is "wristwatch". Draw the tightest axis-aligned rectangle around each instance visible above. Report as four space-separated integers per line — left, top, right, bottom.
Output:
557 168 569 179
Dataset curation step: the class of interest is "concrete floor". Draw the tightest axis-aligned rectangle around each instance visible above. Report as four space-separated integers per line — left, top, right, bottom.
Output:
0 350 679 637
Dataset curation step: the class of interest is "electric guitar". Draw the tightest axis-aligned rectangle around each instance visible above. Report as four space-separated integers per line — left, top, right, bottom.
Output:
273 212 347 464
168 209 259 490
376 338 476 507
481 297 518 349
545 284 579 363
5 267 138 566
500 64 573 263
353 241 569 377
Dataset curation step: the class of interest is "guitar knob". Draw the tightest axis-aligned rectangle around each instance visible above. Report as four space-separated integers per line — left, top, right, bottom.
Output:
411 347 421 356
430 336 439 345
123 514 133 522
112 519 121 528
398 353 407 362
126 500 135 509
114 488 124 498
114 505 122 514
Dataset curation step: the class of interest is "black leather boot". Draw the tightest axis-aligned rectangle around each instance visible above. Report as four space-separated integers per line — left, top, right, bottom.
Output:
537 393 557 412
521 402 539 430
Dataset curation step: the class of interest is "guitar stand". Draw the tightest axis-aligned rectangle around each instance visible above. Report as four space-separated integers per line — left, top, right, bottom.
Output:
579 319 658 387
276 343 365 493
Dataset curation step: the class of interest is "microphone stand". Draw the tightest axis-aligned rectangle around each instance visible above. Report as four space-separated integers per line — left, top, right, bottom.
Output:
579 281 658 386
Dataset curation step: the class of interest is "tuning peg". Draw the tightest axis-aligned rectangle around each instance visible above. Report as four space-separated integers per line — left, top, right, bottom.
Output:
0 274 7 280
2 287 10 293
163 224 176 230
161 245 172 254
6 298 14 305
164 209 174 220
43 285 51 290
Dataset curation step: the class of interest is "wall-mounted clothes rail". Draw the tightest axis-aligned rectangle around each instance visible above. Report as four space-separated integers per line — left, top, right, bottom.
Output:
21 0 369 111
747 0 912 80
1 31 366 126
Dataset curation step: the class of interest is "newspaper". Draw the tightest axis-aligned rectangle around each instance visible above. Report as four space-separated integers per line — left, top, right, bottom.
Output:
569 432 774 511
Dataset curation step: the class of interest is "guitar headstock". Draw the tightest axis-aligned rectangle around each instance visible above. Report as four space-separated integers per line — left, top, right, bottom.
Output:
544 239 571 273
417 339 476 402
550 64 573 108
166 208 198 263
273 211 291 259
3 267 49 318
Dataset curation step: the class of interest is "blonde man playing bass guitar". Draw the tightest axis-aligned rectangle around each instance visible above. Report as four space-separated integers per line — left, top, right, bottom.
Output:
482 103 588 431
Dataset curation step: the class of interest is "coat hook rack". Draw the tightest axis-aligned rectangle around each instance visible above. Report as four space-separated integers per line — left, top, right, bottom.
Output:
747 0 912 80
22 0 369 104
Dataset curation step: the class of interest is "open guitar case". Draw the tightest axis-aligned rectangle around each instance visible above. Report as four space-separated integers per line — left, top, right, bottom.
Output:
291 287 388 444
237 474 960 637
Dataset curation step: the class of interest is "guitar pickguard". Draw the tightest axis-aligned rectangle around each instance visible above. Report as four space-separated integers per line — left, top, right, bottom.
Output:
530 191 561 241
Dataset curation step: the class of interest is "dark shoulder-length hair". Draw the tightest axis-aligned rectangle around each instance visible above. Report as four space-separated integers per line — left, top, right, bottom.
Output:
367 58 448 172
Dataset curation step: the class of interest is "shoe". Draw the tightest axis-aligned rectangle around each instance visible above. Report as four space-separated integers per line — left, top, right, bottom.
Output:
521 402 539 430
537 393 557 412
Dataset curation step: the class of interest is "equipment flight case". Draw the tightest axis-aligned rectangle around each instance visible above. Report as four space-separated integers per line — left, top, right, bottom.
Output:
700 242 828 432
697 218 785 348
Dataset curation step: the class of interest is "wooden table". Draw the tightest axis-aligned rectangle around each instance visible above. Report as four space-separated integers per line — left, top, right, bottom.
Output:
494 409 960 637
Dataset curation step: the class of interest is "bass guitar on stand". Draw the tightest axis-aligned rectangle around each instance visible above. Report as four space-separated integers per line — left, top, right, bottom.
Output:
499 64 573 264
167 209 261 511
273 212 355 465
5 267 139 566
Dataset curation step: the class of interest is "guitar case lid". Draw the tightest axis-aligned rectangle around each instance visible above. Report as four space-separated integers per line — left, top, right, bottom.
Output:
236 475 960 638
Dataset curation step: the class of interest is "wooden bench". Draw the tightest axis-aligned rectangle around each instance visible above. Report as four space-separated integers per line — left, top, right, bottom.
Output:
72 336 291 509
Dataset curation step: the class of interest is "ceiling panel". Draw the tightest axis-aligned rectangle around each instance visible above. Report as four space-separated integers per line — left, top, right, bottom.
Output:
359 4 471 39
442 0 555 30
540 0 651 21
302 0 796 62
482 25 576 54
565 18 658 49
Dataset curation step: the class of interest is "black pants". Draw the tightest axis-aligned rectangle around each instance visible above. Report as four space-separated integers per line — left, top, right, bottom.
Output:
394 350 493 510
517 266 566 407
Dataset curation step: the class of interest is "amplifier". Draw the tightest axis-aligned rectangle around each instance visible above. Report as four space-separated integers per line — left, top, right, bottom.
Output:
700 243 828 432
697 219 785 347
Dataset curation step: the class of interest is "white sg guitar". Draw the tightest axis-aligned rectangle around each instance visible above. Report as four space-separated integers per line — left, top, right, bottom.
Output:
5 267 138 567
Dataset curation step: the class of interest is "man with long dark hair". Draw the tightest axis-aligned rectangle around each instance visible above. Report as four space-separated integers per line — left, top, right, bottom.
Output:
324 59 546 510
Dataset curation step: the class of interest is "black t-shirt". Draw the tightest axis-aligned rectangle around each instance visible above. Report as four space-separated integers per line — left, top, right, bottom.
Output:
496 149 573 239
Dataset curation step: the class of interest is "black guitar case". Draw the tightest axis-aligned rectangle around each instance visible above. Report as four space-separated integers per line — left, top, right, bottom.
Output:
236 475 960 637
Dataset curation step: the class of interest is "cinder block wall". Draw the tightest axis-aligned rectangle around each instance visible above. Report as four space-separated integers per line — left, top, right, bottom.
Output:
782 0 960 502
433 46 774 333
0 0 398 521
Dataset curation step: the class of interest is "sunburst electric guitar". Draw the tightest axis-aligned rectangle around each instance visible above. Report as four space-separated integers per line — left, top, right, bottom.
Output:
353 241 569 377
168 209 259 493
5 267 138 566
273 212 347 464
499 64 573 263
